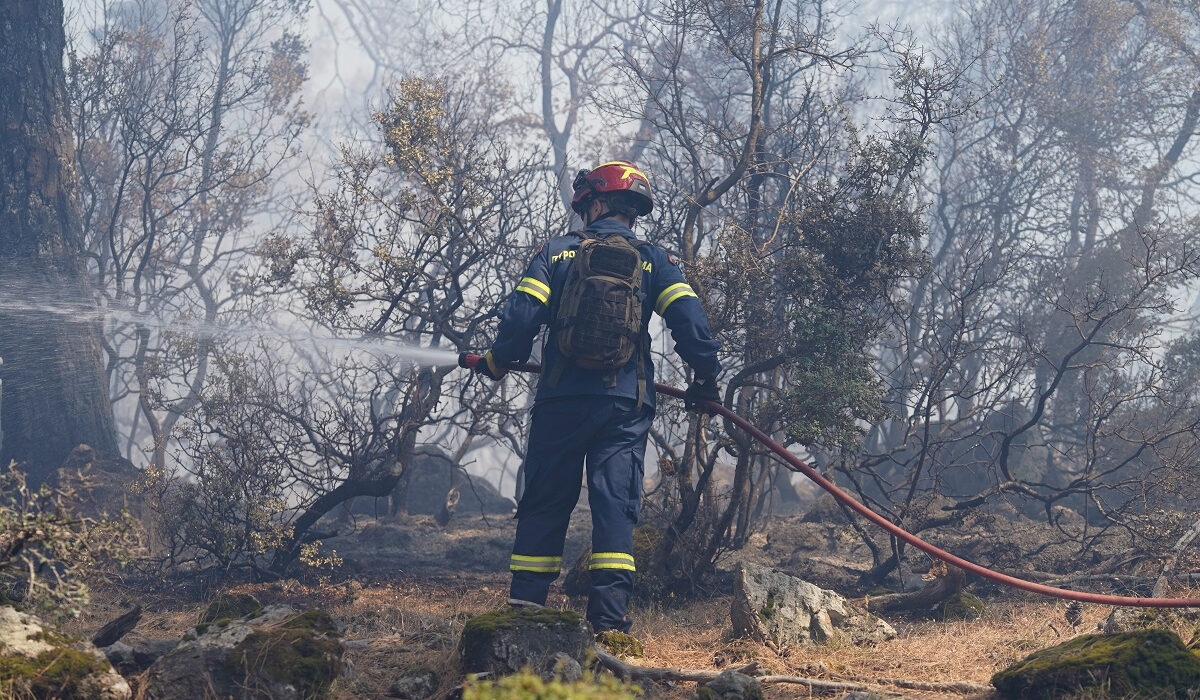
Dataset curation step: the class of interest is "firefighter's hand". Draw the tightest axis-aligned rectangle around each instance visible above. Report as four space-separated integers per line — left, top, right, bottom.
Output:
474 351 508 381
684 377 720 413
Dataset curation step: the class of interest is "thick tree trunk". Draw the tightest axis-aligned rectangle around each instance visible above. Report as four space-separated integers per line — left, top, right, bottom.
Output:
0 0 118 484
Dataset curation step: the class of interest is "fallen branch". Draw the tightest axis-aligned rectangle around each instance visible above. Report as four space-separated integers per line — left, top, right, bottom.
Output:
592 647 762 684
859 562 965 613
91 605 141 648
843 675 993 694
593 647 988 695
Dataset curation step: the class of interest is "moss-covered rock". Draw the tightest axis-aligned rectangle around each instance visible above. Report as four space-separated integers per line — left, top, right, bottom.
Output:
0 606 130 699
991 629 1200 699
231 610 341 697
145 605 343 700
199 592 263 625
594 630 644 658
934 591 986 621
459 608 592 680
463 669 640 699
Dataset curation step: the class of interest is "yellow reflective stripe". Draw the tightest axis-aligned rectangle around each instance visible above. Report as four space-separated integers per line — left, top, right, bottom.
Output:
516 278 550 305
589 562 637 571
511 564 561 572
589 552 636 571
520 277 550 295
590 552 634 562
656 283 698 315
510 554 562 573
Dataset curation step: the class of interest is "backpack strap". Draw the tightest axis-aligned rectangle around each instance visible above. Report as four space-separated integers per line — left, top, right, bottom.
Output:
547 232 588 389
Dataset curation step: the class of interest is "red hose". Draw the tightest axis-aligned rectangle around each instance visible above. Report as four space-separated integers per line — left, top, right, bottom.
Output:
464 355 1200 607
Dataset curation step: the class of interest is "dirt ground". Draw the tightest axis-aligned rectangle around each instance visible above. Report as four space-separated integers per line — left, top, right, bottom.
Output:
66 512 1200 699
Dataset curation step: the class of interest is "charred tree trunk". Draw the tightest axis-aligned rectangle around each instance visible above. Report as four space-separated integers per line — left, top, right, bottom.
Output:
0 0 118 484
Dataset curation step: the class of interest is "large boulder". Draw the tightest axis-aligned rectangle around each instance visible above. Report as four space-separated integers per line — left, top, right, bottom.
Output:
143 603 343 700
459 607 592 680
731 562 896 647
0 605 130 699
101 637 177 676
991 629 1200 699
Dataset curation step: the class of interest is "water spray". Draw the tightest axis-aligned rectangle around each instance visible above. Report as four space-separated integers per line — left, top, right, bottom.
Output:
0 292 461 367
459 353 1200 608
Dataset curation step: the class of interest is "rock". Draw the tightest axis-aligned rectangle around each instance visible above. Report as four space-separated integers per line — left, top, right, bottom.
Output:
991 629 1200 699
143 605 343 700
388 668 438 699
696 670 763 700
101 641 135 673
458 607 592 680
548 653 582 682
0 605 131 699
1102 606 1200 634
731 562 896 647
132 638 176 669
933 591 986 621
102 637 176 675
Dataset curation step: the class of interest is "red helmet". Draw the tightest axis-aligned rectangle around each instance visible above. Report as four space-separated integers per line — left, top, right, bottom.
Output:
570 160 654 217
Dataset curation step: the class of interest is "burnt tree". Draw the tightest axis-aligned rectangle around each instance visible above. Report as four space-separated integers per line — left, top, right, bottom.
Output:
0 1 117 483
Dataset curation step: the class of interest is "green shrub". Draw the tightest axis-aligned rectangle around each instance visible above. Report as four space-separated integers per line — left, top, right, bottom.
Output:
463 670 640 700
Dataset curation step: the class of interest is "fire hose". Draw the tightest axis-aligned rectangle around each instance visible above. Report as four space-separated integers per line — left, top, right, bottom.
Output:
459 352 1200 608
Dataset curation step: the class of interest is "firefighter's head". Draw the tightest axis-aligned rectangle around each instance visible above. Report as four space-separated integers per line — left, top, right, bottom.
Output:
571 160 654 225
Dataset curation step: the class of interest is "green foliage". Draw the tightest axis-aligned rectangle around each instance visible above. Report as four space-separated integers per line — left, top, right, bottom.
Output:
463 669 640 700
594 630 644 659
199 593 263 625
934 592 986 621
0 462 136 620
991 630 1200 699
0 643 112 700
767 139 930 448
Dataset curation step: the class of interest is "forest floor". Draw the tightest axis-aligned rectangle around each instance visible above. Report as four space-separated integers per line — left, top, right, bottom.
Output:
66 511 1200 699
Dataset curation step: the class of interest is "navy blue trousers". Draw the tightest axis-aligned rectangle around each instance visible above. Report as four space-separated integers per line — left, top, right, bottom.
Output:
509 396 652 633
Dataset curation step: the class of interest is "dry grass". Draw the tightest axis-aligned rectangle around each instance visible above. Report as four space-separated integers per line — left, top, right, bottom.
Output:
63 512 1200 700
70 574 1197 699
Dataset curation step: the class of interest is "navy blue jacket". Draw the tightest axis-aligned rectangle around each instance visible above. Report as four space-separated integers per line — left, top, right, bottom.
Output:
490 218 722 409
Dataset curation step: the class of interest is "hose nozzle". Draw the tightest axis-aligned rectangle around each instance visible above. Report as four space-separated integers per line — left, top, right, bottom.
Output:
458 352 481 370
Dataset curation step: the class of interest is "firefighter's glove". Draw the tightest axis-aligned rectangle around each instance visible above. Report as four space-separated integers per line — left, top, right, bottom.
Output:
684 377 720 413
475 350 508 381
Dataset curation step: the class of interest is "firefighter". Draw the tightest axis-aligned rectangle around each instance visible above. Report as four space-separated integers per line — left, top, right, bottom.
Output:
473 160 722 636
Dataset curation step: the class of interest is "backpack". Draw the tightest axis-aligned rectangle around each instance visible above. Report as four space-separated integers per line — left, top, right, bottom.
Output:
548 231 649 406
